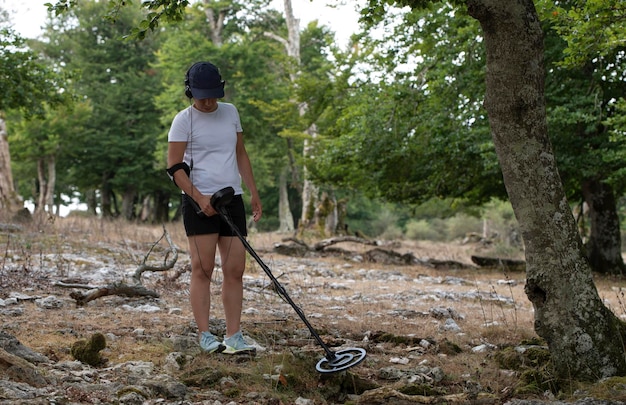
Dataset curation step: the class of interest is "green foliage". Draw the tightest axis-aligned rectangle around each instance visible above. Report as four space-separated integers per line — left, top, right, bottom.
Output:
46 0 189 40
445 213 482 240
9 101 92 204
36 0 164 216
370 207 401 238
405 219 445 241
0 27 69 116
401 198 519 244
481 199 517 235
311 3 502 206
538 2 626 203
537 0 626 68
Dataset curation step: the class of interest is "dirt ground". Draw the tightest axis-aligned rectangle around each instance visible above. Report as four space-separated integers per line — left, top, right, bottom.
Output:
2 216 626 404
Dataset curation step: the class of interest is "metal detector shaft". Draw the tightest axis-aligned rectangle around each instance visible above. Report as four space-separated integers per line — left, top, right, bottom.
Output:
216 207 337 361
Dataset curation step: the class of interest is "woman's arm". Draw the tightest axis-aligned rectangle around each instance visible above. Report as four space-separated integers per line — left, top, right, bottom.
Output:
235 132 262 222
167 141 216 216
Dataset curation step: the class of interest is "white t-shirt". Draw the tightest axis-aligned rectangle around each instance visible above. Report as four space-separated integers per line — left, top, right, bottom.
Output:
168 103 244 195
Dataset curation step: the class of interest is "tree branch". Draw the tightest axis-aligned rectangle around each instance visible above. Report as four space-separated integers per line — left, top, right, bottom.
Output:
132 225 178 284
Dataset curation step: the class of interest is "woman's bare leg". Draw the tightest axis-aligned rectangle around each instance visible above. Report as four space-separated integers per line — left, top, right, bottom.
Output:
218 236 246 336
188 234 219 333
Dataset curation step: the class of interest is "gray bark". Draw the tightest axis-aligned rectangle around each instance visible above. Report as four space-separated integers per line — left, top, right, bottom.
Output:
300 125 319 230
467 0 626 380
0 118 20 214
121 187 136 220
283 0 318 232
278 166 295 232
45 158 56 214
264 0 318 233
36 159 47 212
36 157 56 215
202 0 226 47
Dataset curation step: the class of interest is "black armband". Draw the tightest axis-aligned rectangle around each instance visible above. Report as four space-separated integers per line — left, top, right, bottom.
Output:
166 162 191 187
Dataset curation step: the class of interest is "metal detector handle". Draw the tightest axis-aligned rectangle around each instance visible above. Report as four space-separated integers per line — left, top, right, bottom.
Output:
186 186 235 217
187 197 205 216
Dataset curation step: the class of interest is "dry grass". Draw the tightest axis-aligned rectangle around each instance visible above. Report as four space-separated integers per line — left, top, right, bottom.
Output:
2 214 626 403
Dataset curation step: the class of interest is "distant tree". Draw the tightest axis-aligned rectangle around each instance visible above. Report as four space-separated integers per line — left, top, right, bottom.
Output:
39 0 163 219
9 102 92 215
0 9 68 213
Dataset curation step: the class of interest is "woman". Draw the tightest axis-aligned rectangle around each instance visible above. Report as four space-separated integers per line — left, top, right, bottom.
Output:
166 61 262 354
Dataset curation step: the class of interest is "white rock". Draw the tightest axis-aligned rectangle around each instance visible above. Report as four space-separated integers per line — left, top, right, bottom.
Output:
389 357 410 365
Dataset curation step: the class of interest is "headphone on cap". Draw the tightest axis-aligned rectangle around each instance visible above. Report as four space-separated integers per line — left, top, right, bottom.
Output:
184 62 199 99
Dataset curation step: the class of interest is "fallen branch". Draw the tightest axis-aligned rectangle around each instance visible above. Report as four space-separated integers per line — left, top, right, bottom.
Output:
470 255 525 271
273 235 380 257
166 263 190 282
312 235 380 251
364 248 418 265
69 281 159 307
53 281 98 289
58 225 179 306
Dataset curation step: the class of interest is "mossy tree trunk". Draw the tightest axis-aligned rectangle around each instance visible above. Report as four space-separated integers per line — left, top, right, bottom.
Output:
467 0 626 380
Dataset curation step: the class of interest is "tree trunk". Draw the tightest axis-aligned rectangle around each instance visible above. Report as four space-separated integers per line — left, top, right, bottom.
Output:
45 157 56 214
36 157 56 214
299 161 318 231
202 0 226 47
153 191 170 223
467 0 626 380
36 159 47 212
582 178 626 275
278 166 295 232
264 0 321 234
299 123 319 231
85 189 98 216
101 174 113 218
121 187 136 220
0 118 20 214
282 0 319 233
313 191 338 236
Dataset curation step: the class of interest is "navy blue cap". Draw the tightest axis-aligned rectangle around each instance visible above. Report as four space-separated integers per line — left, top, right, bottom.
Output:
187 62 225 99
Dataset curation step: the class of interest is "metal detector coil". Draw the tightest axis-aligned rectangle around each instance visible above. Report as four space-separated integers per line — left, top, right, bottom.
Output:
211 187 367 373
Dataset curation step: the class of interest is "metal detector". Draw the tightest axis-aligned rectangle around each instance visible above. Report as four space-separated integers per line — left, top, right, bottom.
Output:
208 186 367 373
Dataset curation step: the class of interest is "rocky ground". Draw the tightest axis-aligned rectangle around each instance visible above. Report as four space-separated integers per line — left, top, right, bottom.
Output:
1 216 626 404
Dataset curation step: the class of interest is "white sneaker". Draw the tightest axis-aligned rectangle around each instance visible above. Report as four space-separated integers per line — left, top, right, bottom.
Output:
200 331 225 353
223 331 256 355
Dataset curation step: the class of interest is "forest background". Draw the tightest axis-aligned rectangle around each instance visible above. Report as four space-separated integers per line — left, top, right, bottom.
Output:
1 0 626 387
1 0 624 265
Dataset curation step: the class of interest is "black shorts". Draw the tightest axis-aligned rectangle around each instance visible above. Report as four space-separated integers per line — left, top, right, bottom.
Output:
181 193 248 237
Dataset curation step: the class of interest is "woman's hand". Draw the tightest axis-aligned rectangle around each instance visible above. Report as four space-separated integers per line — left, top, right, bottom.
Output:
195 194 218 217
250 195 262 222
